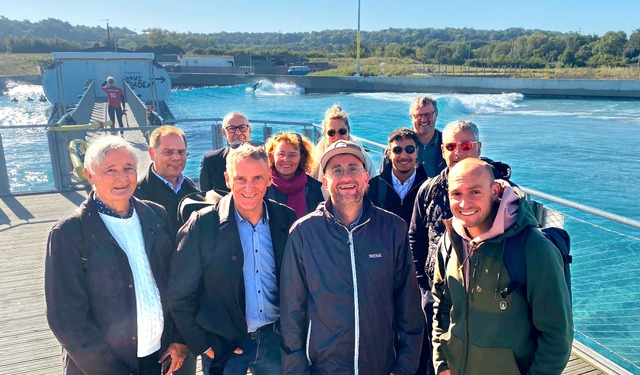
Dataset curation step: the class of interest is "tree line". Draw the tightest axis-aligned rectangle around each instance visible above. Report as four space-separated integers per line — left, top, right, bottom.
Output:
1 16 639 68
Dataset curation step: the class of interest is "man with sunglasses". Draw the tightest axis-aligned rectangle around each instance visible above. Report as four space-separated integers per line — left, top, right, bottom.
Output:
135 125 199 236
199 111 252 193
281 140 424 375
367 128 429 225
408 120 512 375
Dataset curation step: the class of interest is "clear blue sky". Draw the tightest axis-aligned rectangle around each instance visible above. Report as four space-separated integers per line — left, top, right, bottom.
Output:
2 0 638 36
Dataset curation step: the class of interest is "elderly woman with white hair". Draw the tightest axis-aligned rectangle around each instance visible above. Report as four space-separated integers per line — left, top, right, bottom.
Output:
45 135 186 375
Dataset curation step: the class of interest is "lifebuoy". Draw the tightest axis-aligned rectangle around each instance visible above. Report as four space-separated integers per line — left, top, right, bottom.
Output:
68 139 88 181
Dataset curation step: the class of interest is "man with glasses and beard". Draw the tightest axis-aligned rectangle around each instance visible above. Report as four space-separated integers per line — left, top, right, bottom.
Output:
408 96 446 177
380 96 446 179
367 128 428 225
408 120 512 375
199 111 252 193
280 140 423 375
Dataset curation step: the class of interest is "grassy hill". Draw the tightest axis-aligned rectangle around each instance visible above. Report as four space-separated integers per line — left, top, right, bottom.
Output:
0 53 50 76
1 53 638 80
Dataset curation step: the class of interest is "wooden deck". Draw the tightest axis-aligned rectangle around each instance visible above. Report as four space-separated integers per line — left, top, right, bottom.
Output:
0 189 619 374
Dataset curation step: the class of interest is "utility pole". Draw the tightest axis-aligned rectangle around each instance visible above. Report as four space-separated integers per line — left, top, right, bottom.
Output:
99 19 112 49
356 0 361 76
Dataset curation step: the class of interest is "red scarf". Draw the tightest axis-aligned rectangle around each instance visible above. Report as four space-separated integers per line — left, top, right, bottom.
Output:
271 169 307 219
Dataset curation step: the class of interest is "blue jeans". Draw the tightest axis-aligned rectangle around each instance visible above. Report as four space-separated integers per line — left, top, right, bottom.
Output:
201 355 224 375
222 323 282 375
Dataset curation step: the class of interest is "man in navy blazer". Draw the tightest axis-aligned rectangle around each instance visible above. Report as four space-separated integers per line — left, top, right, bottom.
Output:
199 111 252 193
168 142 296 375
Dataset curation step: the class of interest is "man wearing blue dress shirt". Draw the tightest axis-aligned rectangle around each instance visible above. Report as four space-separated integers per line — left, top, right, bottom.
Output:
168 142 296 375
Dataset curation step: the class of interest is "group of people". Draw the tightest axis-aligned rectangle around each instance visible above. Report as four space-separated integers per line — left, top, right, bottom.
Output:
45 95 574 375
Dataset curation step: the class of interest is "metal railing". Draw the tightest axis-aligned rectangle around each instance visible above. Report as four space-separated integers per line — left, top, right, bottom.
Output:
0 118 639 372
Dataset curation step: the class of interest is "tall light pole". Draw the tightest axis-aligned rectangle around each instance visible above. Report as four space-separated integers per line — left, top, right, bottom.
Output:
356 0 361 76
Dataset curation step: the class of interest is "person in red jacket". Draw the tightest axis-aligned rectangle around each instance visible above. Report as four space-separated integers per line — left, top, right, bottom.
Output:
101 76 126 135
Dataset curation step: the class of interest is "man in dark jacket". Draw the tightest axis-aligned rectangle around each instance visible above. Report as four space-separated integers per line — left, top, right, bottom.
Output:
380 96 446 178
367 128 428 224
281 140 424 375
168 142 296 375
135 125 198 234
199 111 252 193
45 135 186 375
408 120 511 375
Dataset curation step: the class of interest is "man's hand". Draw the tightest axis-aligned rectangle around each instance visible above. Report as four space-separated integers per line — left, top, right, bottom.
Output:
439 370 451 375
204 347 243 359
159 342 187 374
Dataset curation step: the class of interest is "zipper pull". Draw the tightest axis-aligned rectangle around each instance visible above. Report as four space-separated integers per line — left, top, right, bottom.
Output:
472 258 480 280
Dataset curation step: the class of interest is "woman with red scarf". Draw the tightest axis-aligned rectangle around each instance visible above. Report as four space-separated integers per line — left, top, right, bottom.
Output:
265 132 324 219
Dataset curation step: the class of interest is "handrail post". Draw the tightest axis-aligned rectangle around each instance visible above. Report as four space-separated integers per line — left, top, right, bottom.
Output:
211 123 224 150
0 133 11 194
47 128 65 190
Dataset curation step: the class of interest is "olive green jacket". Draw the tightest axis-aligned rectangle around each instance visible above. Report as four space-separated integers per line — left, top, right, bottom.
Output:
432 191 573 375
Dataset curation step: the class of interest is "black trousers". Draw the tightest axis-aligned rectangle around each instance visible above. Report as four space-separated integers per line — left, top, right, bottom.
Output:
108 105 125 130
138 350 161 375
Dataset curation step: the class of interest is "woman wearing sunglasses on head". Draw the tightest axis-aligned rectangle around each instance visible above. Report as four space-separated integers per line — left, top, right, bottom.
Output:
265 132 324 219
313 104 377 197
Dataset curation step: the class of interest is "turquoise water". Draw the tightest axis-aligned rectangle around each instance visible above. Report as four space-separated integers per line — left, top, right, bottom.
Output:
2 80 640 372
3 80 639 222
166 82 640 222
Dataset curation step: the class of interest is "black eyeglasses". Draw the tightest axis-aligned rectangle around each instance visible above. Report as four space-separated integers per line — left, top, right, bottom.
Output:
225 124 250 134
230 140 265 149
327 128 348 137
391 145 416 155
444 141 478 152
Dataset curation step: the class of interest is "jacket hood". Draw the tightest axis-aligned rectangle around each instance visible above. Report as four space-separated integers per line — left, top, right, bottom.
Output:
451 181 536 244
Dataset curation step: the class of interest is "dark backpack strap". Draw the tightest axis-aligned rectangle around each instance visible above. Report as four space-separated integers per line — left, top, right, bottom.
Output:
503 225 532 298
540 227 573 302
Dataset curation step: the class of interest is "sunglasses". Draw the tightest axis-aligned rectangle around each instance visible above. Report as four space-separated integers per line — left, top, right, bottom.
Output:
327 128 348 137
391 145 416 155
444 141 478 152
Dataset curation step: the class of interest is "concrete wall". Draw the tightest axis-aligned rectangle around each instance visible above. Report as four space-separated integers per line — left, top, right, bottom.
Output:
6 73 640 99
169 73 640 99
